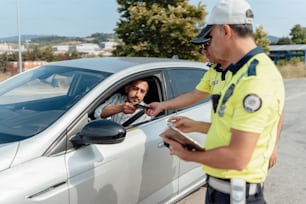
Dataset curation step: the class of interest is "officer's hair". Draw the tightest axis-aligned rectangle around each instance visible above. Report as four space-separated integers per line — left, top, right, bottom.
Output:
229 24 253 38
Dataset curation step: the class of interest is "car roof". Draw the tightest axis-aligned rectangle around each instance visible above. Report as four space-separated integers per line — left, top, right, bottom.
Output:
47 57 207 73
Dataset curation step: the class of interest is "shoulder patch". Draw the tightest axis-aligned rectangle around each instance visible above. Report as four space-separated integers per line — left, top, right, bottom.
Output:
243 94 262 113
247 59 259 76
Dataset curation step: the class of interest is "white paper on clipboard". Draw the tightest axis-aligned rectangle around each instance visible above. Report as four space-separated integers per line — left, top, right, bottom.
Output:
159 124 204 151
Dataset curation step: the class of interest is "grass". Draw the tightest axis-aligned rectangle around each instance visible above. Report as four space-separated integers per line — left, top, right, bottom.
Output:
1 62 306 82
277 62 306 79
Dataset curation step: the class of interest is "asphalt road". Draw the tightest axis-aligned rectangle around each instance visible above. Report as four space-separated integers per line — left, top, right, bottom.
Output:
177 78 306 204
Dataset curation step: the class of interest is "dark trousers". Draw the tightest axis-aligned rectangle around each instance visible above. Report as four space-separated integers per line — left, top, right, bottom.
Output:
205 184 266 204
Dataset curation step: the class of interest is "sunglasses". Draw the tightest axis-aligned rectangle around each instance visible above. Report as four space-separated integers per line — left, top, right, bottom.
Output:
201 36 212 49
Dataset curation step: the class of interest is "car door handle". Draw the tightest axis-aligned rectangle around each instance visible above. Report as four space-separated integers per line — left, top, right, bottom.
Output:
27 181 67 200
157 141 169 148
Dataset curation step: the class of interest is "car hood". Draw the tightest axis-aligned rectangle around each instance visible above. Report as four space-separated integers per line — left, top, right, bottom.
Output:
0 142 19 171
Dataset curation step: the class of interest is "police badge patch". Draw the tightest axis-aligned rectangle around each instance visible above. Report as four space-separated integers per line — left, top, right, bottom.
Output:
243 94 262 113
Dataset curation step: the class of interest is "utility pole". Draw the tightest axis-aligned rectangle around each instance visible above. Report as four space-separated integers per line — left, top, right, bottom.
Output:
16 0 23 73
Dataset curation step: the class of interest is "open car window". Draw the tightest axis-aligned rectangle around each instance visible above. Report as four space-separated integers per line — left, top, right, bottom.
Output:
89 76 163 127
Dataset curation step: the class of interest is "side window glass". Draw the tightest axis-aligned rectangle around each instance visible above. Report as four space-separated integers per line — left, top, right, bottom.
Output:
167 68 208 109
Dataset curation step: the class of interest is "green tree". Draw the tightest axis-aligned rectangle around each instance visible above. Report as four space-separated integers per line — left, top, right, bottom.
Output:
90 33 117 43
41 46 56 62
0 52 18 72
254 25 270 54
277 37 292 45
290 24 306 44
0 53 8 72
22 46 56 62
23 46 43 61
113 0 207 60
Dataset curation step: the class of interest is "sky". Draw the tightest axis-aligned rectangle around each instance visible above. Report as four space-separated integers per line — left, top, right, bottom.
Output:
0 0 305 39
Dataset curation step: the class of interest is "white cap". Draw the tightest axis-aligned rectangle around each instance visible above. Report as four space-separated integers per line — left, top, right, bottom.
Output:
191 0 254 44
207 0 253 25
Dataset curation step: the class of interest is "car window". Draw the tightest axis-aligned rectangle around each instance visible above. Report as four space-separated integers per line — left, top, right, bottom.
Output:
89 75 162 127
165 68 208 110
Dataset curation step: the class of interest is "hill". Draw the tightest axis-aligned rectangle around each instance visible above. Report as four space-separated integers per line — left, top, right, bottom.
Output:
267 35 279 44
0 33 117 47
0 35 49 42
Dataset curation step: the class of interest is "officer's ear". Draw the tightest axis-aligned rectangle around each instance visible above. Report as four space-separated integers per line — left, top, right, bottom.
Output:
223 24 233 39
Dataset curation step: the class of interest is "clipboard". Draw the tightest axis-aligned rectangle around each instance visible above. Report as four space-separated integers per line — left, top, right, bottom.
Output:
159 124 204 152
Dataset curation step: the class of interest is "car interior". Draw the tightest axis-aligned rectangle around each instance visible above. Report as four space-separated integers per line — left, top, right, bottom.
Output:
88 75 163 127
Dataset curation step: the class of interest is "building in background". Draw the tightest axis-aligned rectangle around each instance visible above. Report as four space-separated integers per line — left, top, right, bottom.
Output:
269 44 306 64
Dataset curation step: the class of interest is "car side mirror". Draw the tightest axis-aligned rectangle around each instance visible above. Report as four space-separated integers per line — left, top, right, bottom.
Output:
71 119 126 147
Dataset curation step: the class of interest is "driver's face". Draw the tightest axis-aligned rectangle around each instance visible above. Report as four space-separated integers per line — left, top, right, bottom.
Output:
126 80 148 105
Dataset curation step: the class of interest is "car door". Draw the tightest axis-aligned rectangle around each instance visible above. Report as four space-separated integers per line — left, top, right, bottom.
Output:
65 125 179 204
65 73 180 204
164 68 211 193
135 119 180 204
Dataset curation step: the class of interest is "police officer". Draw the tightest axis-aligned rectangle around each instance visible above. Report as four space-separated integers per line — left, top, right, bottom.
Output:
162 0 285 203
147 38 231 121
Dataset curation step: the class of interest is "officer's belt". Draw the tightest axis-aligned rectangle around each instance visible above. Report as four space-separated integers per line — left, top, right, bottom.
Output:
208 176 263 196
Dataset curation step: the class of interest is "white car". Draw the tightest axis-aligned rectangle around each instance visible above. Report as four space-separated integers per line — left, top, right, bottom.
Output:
0 57 211 204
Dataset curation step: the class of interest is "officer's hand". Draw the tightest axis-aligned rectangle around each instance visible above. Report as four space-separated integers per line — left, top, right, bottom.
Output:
163 136 191 161
168 116 196 133
268 146 278 169
147 102 164 116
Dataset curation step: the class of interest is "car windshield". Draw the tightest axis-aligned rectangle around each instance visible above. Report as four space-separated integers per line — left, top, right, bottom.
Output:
0 65 111 144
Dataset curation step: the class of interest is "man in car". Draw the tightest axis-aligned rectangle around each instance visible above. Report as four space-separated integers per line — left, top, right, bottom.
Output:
94 78 152 126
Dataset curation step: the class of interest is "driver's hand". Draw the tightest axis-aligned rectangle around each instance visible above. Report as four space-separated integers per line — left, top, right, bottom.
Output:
122 102 136 114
